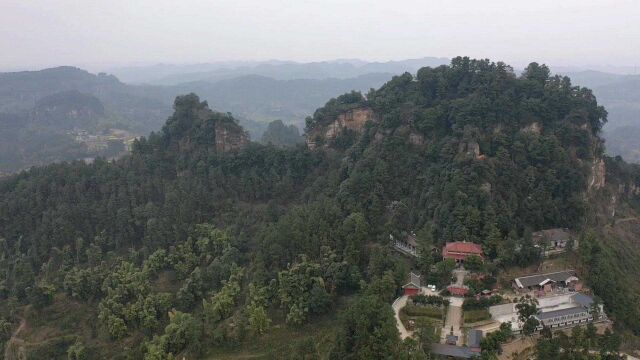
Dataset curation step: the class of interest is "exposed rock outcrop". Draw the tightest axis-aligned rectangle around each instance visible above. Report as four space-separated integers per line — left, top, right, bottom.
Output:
459 141 481 159
307 107 377 149
215 121 249 153
618 183 640 197
588 158 606 191
480 182 492 193
325 108 376 140
409 132 426 146
521 122 542 135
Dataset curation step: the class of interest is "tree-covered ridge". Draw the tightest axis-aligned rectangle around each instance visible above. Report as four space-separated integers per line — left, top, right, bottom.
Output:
309 58 606 251
0 57 636 358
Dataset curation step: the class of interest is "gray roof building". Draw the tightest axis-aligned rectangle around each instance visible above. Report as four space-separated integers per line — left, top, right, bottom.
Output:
430 344 478 359
536 306 587 320
467 329 483 348
402 272 421 289
572 293 594 308
533 228 572 243
514 270 578 289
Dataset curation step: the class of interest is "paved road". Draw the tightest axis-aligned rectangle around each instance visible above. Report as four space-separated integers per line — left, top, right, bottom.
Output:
392 287 442 340
453 269 467 286
439 269 467 345
392 295 412 340
441 296 464 345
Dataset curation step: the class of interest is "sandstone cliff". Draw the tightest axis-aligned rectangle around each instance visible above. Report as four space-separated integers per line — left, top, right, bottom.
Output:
306 107 377 149
215 121 249 153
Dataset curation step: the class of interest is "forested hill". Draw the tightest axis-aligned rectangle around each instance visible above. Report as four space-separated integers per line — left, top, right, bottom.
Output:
0 57 639 359
0 66 168 131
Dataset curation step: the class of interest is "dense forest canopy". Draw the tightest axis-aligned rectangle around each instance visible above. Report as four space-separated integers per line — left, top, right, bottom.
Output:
0 57 638 359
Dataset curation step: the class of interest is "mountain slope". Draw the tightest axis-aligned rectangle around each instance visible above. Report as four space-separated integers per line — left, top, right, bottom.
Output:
0 58 638 359
0 90 128 172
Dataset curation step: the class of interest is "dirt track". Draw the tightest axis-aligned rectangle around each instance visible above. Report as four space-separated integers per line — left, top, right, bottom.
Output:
4 317 27 360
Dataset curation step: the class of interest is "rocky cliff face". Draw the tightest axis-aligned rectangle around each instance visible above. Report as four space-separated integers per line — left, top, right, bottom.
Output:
458 140 482 159
163 94 250 156
588 157 606 191
520 122 542 135
307 107 377 149
215 121 249 153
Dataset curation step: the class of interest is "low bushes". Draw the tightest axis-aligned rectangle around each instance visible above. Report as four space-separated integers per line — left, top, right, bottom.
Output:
411 294 449 307
462 295 503 310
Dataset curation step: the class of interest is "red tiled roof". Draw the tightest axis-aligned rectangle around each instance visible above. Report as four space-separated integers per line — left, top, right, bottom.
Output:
442 242 484 259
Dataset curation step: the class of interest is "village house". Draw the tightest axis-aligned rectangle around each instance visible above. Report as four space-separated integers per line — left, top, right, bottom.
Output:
442 241 484 264
402 272 421 296
533 228 577 255
513 270 581 294
392 233 419 257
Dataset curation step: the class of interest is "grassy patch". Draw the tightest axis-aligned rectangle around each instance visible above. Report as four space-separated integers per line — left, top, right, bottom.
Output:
463 309 491 323
402 304 443 319
19 294 145 359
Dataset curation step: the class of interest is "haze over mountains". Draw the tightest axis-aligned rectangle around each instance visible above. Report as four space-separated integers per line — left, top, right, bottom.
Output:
105 57 450 85
0 57 639 173
560 70 640 163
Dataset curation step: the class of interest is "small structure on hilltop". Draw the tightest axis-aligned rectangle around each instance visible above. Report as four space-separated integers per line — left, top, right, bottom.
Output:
402 272 422 296
513 270 580 294
533 228 577 256
442 241 484 264
392 233 419 257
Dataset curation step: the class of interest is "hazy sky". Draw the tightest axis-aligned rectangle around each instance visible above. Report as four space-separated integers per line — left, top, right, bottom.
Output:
1 0 639 71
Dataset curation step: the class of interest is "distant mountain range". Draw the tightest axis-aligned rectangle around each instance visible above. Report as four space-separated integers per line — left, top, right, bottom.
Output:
106 57 450 85
0 66 393 133
0 65 395 172
0 59 638 172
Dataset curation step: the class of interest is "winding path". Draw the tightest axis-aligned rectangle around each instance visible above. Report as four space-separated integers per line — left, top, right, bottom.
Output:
392 287 444 340
392 295 412 340
4 317 27 360
615 217 640 225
